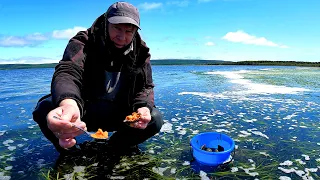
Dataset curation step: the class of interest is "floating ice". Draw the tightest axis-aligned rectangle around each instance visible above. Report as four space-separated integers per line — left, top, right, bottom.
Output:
137 161 149 165
179 92 229 99
7 146 16 151
170 168 176 174
250 130 269 139
74 166 86 172
295 159 306 165
3 139 14 145
201 116 209 120
0 130 6 136
199 170 210 180
162 159 176 163
182 161 190 166
171 118 179 122
152 167 168 176
279 176 291 180
178 129 187 135
294 170 305 177
4 166 12 170
259 152 270 157
239 166 259 177
208 70 310 95
215 124 227 127
305 168 318 173
17 144 24 147
6 157 15 161
243 119 257 123
302 154 310 161
280 160 293 166
63 166 86 180
0 172 11 180
231 167 238 172
278 167 308 178
264 116 271 120
239 130 251 137
283 114 297 120
215 129 229 133
192 130 199 134
109 176 125 179
160 122 173 133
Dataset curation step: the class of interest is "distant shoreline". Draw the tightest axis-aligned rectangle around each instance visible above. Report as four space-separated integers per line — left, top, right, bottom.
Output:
0 59 319 70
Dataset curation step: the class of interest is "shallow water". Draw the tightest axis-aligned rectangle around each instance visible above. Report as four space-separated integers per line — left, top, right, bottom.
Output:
0 65 320 179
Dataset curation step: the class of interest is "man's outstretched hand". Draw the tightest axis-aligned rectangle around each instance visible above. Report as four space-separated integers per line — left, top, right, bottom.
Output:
46 99 86 149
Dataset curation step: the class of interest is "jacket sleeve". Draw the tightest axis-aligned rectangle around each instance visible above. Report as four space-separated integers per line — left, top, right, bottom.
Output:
51 30 89 117
132 48 155 113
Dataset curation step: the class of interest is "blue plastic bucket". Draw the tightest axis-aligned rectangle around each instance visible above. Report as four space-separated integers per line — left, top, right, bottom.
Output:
190 132 235 166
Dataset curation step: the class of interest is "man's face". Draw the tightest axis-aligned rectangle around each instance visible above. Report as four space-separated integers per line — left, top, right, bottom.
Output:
108 23 137 48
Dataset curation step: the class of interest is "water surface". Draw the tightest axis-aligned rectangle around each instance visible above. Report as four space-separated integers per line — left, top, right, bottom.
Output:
0 65 319 179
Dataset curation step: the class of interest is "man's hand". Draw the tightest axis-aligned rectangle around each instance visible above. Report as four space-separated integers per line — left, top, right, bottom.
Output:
134 107 151 129
46 99 86 149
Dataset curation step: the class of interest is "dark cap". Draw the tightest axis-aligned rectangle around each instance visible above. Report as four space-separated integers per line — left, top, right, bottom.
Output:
106 2 140 29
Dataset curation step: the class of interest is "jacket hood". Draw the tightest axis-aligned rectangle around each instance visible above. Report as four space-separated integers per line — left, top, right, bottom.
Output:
88 13 110 49
88 13 138 53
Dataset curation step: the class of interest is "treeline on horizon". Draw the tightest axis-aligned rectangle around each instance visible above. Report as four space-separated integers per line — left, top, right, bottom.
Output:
0 59 319 70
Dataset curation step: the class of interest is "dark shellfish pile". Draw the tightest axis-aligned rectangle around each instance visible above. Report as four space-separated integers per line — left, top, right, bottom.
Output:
200 144 224 152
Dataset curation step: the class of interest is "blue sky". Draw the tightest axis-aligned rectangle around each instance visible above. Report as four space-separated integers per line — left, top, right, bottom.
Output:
0 0 319 64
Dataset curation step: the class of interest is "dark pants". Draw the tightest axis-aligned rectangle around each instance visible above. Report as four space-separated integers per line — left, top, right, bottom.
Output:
32 94 164 154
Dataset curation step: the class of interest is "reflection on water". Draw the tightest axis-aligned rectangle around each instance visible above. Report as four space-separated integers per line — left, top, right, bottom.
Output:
0 66 320 179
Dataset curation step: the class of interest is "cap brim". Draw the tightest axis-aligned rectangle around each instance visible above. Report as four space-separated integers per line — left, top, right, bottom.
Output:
108 16 140 29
